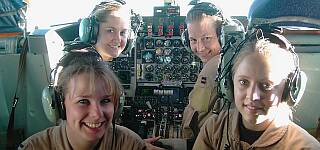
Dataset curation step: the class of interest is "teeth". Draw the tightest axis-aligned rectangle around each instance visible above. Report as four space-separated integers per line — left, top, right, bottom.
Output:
85 122 102 128
247 105 257 110
111 45 120 48
247 105 262 110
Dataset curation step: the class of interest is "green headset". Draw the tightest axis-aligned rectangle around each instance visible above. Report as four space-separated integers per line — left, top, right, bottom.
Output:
216 25 307 109
41 49 124 123
78 0 135 54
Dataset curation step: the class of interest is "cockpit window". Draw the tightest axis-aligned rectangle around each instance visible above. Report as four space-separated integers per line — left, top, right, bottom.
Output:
26 0 253 31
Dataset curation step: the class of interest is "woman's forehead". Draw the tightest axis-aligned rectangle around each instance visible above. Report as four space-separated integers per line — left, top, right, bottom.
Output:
68 73 110 95
188 20 218 36
105 9 131 22
101 14 130 29
235 53 290 83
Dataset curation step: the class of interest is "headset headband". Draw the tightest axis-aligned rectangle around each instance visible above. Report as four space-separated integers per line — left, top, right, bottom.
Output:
57 49 102 68
187 2 224 21
90 0 126 16
51 49 103 87
218 25 297 79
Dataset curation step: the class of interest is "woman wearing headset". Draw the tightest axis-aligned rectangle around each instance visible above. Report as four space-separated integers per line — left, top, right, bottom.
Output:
79 1 132 61
19 50 147 150
193 30 320 149
80 2 164 149
181 2 226 139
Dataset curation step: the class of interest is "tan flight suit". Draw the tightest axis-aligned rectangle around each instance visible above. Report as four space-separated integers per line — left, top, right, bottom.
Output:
19 122 146 150
182 55 221 139
193 109 320 150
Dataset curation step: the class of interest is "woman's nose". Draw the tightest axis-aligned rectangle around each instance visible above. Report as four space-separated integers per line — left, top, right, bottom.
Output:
250 84 261 101
112 32 121 42
196 40 205 52
90 104 103 119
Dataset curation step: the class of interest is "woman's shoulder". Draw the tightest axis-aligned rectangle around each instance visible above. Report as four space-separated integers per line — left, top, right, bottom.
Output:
286 122 320 146
200 55 221 76
206 109 236 122
18 126 64 150
202 109 236 131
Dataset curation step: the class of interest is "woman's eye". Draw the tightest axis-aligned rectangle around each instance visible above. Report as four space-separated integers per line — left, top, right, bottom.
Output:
120 30 129 36
203 36 212 41
262 83 273 91
239 79 248 86
101 98 111 104
189 38 196 43
78 99 89 104
106 28 114 33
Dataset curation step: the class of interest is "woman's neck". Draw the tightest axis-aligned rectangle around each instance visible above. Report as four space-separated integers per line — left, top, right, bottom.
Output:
239 118 265 145
66 124 99 150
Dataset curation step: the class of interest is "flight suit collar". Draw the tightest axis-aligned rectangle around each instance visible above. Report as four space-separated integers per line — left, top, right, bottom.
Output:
229 109 289 148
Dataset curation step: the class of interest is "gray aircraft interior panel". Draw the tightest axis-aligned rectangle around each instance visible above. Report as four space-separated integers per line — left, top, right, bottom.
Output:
0 54 27 147
294 53 320 129
25 54 54 136
0 53 54 148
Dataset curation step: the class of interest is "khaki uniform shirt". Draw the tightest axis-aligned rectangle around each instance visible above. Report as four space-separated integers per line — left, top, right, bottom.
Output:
182 55 221 138
19 123 146 150
193 109 320 150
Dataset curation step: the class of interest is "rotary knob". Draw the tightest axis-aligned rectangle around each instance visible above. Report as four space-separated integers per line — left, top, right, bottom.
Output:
155 65 162 73
145 64 154 72
155 39 164 47
173 39 181 47
189 73 198 82
145 39 154 49
164 39 172 47
180 65 189 74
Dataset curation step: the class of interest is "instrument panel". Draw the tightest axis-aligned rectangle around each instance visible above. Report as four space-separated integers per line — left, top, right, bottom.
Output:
137 36 201 85
111 5 203 139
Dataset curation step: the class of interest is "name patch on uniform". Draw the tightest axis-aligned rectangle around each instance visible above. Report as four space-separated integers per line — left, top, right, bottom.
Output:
201 77 207 84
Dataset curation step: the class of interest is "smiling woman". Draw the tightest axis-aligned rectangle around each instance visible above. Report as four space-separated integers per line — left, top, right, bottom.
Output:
18 49 147 150
193 28 320 149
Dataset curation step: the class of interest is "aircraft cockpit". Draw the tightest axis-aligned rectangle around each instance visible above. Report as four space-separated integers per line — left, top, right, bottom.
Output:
1 0 320 149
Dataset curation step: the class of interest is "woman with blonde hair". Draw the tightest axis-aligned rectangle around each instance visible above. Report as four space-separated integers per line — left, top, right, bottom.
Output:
19 49 146 150
193 28 320 149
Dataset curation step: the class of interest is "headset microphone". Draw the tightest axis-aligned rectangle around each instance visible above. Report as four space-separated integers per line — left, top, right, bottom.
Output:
220 36 236 57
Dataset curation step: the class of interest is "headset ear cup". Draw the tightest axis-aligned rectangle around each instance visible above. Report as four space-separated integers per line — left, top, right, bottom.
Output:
282 77 290 102
181 29 192 53
42 86 59 123
42 84 66 123
286 71 307 106
79 17 99 44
